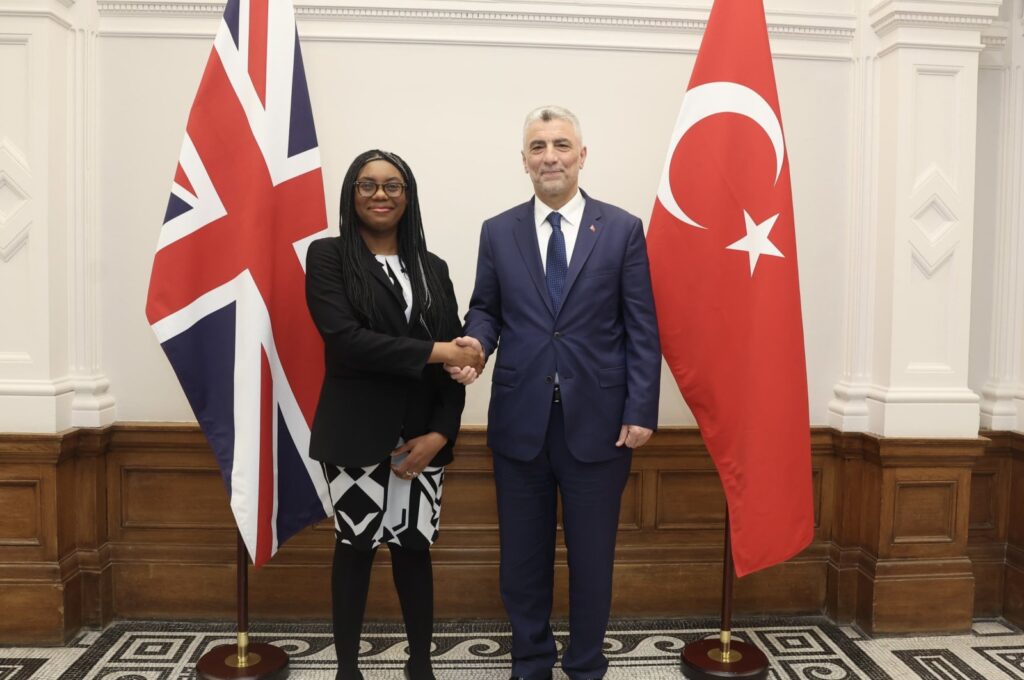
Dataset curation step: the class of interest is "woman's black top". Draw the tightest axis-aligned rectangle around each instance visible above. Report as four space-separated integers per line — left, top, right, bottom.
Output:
304 237 465 468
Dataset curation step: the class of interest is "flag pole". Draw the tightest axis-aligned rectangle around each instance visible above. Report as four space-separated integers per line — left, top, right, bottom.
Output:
680 510 769 679
196 531 290 680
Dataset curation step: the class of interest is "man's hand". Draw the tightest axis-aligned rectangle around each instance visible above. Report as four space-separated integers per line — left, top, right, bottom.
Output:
391 432 447 479
445 336 485 385
616 424 653 449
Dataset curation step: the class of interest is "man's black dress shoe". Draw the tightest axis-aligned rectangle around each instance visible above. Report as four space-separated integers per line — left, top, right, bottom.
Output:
508 674 552 680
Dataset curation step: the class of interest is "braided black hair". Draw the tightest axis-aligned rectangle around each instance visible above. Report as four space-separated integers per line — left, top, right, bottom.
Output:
336 149 457 338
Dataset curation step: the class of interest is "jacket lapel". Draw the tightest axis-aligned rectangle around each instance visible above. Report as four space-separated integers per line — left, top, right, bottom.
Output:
408 277 424 337
512 198 555 317
558 193 602 318
362 248 410 331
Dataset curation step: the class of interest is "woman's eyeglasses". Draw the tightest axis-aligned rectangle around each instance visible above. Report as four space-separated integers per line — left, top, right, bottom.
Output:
354 181 407 198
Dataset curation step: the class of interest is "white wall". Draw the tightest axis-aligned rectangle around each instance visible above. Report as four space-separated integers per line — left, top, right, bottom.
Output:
95 0 855 426
5 0 1021 434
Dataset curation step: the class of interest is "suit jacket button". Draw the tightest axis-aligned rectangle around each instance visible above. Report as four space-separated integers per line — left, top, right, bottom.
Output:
545 375 554 384
553 331 562 339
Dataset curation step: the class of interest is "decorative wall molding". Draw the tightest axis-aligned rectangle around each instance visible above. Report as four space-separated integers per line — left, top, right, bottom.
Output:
0 6 74 29
829 381 872 430
870 0 1002 36
982 22 1009 48
0 139 32 263
873 11 999 33
94 1 857 41
908 168 961 279
860 384 981 405
869 0 1000 58
981 20 1009 68
0 377 76 398
0 222 29 262
909 240 956 278
0 352 32 364
70 375 116 427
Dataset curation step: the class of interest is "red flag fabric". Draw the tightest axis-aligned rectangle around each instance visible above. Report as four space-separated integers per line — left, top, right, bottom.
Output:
646 0 814 577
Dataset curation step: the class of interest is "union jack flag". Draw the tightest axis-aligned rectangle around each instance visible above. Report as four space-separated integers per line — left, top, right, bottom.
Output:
145 0 331 567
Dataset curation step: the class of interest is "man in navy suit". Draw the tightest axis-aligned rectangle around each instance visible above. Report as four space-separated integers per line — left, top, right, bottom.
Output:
450 106 661 680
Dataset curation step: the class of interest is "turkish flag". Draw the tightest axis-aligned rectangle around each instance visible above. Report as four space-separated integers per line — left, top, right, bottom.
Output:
647 0 814 577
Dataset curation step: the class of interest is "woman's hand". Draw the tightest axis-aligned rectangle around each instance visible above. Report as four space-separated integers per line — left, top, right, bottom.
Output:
428 340 483 373
443 340 485 373
390 432 448 479
444 336 485 385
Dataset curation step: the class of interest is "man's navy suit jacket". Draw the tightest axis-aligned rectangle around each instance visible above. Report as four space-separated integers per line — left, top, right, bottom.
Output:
465 191 661 462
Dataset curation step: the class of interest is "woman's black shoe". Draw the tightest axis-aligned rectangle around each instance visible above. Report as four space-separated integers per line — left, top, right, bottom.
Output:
404 660 436 680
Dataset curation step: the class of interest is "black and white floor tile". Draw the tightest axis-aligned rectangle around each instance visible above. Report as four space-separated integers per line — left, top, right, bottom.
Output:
2 617 1022 679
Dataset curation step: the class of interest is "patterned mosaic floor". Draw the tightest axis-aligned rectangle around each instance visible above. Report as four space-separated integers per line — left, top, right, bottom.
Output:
2 617 1023 679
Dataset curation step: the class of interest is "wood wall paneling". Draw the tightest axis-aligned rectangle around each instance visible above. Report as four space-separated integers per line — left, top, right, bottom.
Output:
655 470 725 530
968 433 1013 617
85 425 836 622
2 425 1023 643
852 436 984 634
1003 433 1024 628
76 429 115 629
0 479 42 547
0 432 78 643
825 433 864 623
891 481 956 544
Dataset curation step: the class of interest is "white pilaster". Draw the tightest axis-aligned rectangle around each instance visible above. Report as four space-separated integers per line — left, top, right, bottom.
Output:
68 4 114 428
832 0 1000 437
829 10 882 432
979 1 1024 432
0 0 113 432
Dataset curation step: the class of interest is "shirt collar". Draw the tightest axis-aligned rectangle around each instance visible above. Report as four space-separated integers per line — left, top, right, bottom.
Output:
534 189 585 229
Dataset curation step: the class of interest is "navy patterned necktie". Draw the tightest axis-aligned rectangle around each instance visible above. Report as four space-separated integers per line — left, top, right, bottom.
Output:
545 211 568 310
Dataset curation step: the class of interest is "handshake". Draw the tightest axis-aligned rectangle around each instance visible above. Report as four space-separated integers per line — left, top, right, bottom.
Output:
441 336 486 386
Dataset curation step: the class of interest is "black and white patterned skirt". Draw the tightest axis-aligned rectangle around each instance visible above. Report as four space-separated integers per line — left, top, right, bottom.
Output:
321 458 444 551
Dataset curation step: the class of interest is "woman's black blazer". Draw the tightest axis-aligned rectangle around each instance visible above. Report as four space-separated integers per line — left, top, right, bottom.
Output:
304 237 465 468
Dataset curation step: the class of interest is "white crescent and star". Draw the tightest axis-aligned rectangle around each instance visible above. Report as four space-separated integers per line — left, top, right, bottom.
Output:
657 81 788 276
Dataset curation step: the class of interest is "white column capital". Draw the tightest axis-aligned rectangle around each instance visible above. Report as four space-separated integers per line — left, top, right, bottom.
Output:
870 0 1002 34
869 0 1002 55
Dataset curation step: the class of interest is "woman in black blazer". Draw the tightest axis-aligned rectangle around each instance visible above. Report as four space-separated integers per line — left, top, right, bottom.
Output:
305 150 482 680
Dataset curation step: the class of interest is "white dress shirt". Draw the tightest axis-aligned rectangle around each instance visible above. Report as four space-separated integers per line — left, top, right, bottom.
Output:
535 190 586 271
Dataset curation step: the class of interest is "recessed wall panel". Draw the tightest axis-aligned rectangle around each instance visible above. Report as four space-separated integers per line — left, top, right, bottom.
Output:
914 69 958 186
0 480 40 545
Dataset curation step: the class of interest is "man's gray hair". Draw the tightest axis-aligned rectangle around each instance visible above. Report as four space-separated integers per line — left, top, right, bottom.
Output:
522 105 583 144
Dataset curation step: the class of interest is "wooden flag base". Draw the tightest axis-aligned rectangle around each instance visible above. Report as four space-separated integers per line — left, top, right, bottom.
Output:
197 640 289 680
680 637 768 679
